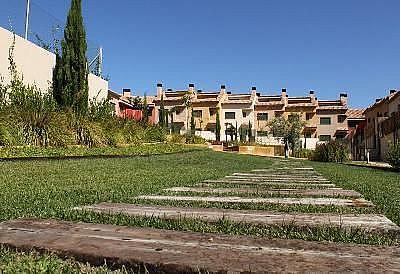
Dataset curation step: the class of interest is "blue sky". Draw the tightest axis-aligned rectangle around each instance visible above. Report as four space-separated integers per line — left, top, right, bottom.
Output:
2 0 400 107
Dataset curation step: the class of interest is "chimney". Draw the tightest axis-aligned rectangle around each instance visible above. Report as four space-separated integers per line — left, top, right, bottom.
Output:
197 89 202 93
376 98 382 103
310 90 316 102
281 88 287 97
390 89 397 95
123 89 131 98
156 83 163 98
340 92 348 106
167 88 173 92
220 85 226 94
188 83 195 93
251 86 257 97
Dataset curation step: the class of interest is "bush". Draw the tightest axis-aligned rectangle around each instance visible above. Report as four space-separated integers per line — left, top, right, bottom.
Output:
167 134 186 144
293 148 313 159
387 141 400 170
311 140 350 163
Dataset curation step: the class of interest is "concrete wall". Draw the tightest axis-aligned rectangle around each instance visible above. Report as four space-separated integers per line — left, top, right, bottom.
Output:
0 26 108 101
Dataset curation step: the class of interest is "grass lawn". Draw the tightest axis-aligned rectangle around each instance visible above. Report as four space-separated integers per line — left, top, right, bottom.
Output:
0 149 399 272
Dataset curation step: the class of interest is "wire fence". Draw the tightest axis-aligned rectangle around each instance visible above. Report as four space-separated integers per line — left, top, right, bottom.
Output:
0 0 105 77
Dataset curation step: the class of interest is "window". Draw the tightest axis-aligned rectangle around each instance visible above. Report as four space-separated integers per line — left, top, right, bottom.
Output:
225 112 235 119
209 108 217 116
257 113 268 121
304 132 312 138
338 115 346 123
306 113 313 120
320 117 331 125
242 111 247 118
193 110 202 118
319 135 331 141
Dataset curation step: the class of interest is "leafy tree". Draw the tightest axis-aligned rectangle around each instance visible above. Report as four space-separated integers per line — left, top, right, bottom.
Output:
52 0 88 113
215 108 221 142
159 94 165 127
128 96 143 110
269 113 305 156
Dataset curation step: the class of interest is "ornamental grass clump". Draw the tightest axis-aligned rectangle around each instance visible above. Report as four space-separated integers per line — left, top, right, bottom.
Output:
311 140 350 163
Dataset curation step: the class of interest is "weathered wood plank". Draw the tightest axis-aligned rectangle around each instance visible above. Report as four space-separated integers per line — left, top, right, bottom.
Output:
137 195 374 207
203 179 336 188
2 219 400 273
75 203 395 232
164 186 362 198
226 175 330 182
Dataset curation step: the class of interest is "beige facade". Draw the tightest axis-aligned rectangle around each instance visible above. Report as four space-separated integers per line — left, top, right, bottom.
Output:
361 90 400 161
0 26 108 102
153 83 361 146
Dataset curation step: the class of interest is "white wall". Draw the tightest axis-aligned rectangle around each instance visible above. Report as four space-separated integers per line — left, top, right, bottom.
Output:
0 26 108 101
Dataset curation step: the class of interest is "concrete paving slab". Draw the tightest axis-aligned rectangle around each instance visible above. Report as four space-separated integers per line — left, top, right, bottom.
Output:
75 203 395 232
164 186 362 198
203 180 336 188
137 195 374 207
1 219 399 273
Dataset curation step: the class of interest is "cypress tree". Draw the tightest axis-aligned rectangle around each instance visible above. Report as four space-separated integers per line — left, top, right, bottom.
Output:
143 93 148 123
248 121 252 142
159 94 165 127
53 0 88 113
190 108 195 134
215 108 221 142
52 53 63 106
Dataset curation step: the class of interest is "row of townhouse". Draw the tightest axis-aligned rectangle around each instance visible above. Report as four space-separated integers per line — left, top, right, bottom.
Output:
150 84 364 149
352 90 400 161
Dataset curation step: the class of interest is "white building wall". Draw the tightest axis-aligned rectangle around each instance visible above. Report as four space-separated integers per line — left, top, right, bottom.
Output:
0 26 108 102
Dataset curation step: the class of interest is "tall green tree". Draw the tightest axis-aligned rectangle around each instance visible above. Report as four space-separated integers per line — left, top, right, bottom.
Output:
52 0 89 113
159 94 165 127
190 108 195 134
143 93 148 123
215 108 221 142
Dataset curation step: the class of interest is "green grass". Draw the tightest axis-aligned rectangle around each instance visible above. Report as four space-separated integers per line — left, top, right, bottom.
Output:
309 161 400 224
0 150 399 272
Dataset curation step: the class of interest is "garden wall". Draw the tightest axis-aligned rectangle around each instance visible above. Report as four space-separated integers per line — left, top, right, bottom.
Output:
0 26 108 102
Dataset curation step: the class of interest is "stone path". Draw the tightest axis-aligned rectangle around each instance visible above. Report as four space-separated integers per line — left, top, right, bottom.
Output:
203 179 336 188
164 186 362 197
1 219 400 273
1 164 399 272
137 195 374 207
75 203 397 233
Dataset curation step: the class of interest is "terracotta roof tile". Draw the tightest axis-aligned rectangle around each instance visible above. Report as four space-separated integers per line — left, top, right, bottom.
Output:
346 109 366 119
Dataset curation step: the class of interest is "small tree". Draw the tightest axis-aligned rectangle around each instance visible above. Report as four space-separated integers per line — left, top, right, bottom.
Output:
387 140 400 170
248 121 252 142
215 108 221 142
269 114 305 156
52 0 89 113
190 108 195 134
159 94 165 127
142 93 148 124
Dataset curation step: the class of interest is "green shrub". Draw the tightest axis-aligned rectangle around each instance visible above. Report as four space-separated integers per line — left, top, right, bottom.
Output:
293 148 313 159
311 140 350 163
167 134 186 144
387 140 400 170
